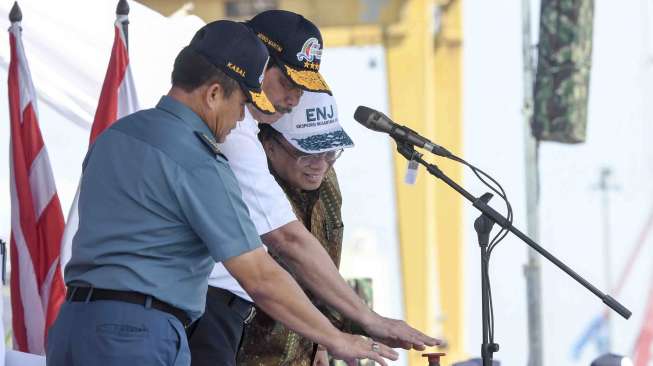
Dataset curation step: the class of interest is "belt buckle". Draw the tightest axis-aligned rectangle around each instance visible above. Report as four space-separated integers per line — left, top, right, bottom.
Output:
243 307 256 324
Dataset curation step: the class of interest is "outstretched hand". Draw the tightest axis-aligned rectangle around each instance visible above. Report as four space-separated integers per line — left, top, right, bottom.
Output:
362 313 442 350
327 333 398 366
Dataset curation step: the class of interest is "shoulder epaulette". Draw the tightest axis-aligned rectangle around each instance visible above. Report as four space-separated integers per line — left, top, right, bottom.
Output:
195 131 228 161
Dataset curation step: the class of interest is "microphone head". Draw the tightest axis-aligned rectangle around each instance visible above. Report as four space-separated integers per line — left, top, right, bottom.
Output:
354 105 374 123
354 106 383 131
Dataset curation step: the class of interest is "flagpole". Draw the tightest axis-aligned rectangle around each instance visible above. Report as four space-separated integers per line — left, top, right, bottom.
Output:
522 0 544 364
116 0 129 50
8 0 67 353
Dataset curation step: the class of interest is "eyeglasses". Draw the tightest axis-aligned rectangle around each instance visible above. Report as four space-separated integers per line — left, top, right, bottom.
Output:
273 136 343 166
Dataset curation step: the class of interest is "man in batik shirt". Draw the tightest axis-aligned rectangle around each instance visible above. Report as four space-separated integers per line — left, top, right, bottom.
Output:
238 92 358 366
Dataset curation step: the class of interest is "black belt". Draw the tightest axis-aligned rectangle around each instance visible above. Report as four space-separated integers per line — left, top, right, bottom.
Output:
66 286 192 328
207 286 256 324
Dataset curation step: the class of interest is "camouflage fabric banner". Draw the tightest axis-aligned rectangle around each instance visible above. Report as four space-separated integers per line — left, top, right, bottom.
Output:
532 0 594 143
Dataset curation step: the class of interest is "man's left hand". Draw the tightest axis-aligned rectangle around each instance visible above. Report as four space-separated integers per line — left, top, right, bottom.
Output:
361 313 442 350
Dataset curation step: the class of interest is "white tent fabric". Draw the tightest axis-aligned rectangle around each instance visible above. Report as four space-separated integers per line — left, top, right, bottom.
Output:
6 349 44 366
0 0 205 130
0 1 205 246
0 0 205 358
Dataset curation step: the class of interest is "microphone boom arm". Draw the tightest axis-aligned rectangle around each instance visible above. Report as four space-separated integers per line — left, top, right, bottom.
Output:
394 141 630 366
394 141 631 319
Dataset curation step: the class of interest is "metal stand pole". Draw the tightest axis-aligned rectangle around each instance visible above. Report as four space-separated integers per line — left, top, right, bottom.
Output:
521 0 544 364
0 239 6 285
474 193 500 366
393 141 632 366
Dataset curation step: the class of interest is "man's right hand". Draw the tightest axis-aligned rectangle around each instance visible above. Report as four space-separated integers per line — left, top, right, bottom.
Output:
262 221 440 354
224 248 398 365
360 312 441 350
327 333 398 366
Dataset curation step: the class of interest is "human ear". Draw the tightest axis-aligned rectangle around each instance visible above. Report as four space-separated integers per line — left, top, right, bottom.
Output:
205 82 223 110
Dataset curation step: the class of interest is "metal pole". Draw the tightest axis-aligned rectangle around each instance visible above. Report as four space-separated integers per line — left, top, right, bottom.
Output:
522 0 544 365
0 239 6 285
595 167 617 351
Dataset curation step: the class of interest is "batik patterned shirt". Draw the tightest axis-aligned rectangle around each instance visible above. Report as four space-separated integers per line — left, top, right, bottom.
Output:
237 167 351 366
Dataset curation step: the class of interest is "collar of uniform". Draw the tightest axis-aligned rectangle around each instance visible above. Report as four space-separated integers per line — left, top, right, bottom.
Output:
156 95 214 138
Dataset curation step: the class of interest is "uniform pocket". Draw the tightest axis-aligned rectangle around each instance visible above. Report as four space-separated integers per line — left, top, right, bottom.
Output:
168 317 191 366
94 322 150 363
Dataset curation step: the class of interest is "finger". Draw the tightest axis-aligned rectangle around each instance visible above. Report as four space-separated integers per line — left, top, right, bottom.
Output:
409 328 439 346
408 335 427 349
420 334 440 346
376 342 399 360
365 352 388 366
392 339 412 350
396 321 439 346
394 340 411 350
403 329 437 348
388 324 424 348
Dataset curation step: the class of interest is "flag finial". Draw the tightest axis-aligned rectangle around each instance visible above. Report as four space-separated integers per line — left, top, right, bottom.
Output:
116 0 129 16
9 1 22 22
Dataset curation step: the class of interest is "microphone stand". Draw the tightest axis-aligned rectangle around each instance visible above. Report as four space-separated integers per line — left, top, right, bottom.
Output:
394 141 631 366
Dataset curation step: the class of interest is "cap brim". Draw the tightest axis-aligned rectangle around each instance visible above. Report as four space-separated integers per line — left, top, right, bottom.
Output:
282 64 332 95
279 128 354 154
242 85 276 115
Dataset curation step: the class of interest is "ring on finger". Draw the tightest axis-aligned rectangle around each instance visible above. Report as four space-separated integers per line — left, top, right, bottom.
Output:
371 342 380 352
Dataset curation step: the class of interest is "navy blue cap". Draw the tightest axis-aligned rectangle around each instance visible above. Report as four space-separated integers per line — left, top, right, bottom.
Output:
247 10 331 95
190 20 275 114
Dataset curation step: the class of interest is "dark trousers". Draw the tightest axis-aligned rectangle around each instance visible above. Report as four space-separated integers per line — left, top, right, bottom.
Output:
187 287 254 366
47 299 190 366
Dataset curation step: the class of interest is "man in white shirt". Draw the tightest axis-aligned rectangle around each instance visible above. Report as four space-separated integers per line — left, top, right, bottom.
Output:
187 10 440 366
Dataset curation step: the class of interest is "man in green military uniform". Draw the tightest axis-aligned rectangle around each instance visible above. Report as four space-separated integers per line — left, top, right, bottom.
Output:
238 91 365 366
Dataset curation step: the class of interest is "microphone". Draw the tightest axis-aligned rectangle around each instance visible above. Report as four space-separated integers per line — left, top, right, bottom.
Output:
353 106 453 158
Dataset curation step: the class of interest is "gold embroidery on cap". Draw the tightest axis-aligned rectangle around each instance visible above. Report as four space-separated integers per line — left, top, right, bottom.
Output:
227 62 246 78
257 33 283 53
250 90 276 114
303 61 320 71
284 65 330 92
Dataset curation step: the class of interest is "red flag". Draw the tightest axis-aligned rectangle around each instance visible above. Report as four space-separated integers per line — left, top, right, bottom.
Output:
60 15 139 269
89 15 139 145
8 20 66 354
633 279 653 366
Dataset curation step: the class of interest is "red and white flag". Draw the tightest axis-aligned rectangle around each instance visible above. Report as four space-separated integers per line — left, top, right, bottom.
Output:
633 278 653 366
8 19 66 354
60 14 139 268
